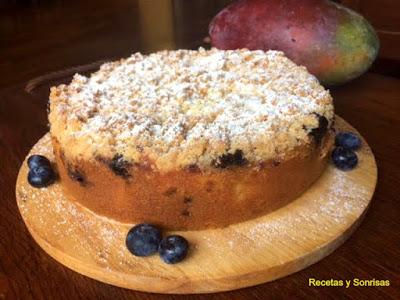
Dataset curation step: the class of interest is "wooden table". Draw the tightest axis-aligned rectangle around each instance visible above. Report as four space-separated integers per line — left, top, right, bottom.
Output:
1 1 399 299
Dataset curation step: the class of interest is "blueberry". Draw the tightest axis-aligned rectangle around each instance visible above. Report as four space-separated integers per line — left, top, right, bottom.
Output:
309 115 329 145
126 224 161 257
159 235 189 264
27 155 51 169
335 132 361 150
331 147 358 171
214 150 247 168
109 154 131 178
27 165 56 188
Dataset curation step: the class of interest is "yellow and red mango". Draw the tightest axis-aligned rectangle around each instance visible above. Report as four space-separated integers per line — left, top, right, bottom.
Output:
209 0 379 86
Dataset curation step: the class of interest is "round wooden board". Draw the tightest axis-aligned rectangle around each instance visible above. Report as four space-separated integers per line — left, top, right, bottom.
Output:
16 116 377 294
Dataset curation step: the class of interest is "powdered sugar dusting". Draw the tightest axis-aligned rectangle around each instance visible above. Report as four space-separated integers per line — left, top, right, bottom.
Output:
49 48 333 170
17 121 376 278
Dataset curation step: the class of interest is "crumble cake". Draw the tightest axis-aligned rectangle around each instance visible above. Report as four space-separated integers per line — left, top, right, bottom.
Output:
49 48 334 230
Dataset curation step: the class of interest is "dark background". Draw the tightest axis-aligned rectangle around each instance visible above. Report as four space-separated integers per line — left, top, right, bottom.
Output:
1 0 399 91
0 1 399 299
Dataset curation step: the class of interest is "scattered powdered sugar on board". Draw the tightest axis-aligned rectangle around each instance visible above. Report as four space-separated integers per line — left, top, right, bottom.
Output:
222 137 374 259
16 122 376 277
18 135 135 269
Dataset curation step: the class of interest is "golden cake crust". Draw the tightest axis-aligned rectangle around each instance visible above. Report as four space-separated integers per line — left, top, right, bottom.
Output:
49 48 334 171
53 132 334 230
48 48 335 230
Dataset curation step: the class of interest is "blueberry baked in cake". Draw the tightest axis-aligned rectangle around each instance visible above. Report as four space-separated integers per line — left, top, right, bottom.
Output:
48 48 334 230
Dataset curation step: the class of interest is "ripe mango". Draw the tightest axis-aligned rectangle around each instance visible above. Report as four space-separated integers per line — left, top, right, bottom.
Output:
209 0 379 86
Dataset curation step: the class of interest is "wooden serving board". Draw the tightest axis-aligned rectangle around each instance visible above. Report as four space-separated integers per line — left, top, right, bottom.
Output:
15 116 377 294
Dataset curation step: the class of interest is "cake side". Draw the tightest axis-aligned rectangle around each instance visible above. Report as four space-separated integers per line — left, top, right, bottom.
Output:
53 131 334 230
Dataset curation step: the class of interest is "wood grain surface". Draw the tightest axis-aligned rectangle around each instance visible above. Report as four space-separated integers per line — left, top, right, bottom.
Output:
15 117 377 294
1 1 400 299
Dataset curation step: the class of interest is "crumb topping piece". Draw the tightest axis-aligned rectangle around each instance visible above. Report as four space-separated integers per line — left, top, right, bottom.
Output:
49 48 334 171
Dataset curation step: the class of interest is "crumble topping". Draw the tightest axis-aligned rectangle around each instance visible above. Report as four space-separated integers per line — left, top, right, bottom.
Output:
49 48 334 171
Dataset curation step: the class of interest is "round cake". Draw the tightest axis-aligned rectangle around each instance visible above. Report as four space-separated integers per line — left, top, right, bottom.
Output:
49 48 334 230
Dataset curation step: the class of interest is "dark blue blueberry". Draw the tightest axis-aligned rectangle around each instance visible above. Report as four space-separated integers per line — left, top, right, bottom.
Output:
214 150 247 168
27 155 51 170
126 224 161 257
109 154 131 178
27 165 56 188
331 147 358 171
159 235 189 264
335 132 361 150
309 115 328 145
